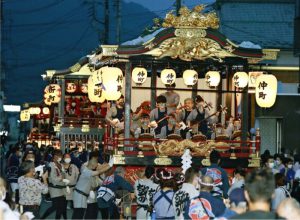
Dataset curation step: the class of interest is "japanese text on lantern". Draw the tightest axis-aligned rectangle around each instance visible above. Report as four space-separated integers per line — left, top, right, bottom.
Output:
258 81 268 99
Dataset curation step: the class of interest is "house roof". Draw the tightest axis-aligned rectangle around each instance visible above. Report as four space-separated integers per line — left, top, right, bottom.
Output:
218 0 295 49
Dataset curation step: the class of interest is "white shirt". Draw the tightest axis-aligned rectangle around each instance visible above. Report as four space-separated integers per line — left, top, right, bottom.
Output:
134 178 159 206
272 186 290 210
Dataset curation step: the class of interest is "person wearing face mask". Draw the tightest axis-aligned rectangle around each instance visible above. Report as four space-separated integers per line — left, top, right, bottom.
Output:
18 161 48 219
173 168 200 220
274 154 285 173
282 158 295 192
150 95 173 138
62 153 79 212
228 167 246 195
105 95 125 128
264 156 279 174
134 113 155 138
160 113 181 138
186 95 219 138
41 149 68 219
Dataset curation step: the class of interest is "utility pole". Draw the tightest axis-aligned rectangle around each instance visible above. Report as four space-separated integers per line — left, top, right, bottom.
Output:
176 0 181 16
115 0 121 44
103 0 109 44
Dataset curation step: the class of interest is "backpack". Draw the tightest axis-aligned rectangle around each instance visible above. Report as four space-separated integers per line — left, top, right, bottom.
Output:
291 179 300 202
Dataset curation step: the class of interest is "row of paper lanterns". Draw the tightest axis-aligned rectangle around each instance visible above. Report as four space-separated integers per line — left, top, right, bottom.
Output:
66 82 88 94
41 66 277 108
20 107 50 122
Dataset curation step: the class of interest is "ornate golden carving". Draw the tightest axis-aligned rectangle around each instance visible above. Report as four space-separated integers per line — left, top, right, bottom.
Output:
175 28 206 38
248 158 261 168
262 49 279 60
113 155 126 165
162 5 219 29
70 63 81 73
154 157 172 165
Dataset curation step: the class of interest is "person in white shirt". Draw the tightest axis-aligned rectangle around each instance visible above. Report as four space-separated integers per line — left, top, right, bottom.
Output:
272 173 290 210
173 168 200 220
228 167 245 195
134 166 159 220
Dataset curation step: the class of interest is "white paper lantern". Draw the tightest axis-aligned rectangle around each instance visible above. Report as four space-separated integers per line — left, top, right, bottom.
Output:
44 84 61 104
233 72 248 88
35 107 41 115
101 66 123 100
92 68 104 85
42 107 50 114
66 82 77 93
255 74 277 108
205 71 220 87
161 68 176 85
29 107 40 115
248 72 263 93
183 69 198 86
132 67 147 84
29 107 35 115
102 82 122 101
88 76 106 103
20 110 30 121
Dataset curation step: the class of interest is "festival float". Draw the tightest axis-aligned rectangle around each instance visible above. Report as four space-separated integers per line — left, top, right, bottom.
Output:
21 5 280 182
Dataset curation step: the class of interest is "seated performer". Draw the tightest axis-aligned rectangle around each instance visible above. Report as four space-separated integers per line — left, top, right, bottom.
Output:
134 113 155 138
160 83 180 112
186 95 219 138
160 113 181 139
177 98 194 139
211 123 229 140
225 117 242 139
149 95 173 138
105 95 125 128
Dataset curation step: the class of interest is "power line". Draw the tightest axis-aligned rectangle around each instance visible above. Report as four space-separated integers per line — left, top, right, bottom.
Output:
6 0 64 14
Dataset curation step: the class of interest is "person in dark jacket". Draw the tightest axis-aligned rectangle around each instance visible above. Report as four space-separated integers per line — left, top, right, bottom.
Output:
201 150 229 199
97 166 134 219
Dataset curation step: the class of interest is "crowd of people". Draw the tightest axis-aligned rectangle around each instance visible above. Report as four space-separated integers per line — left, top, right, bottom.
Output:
1 140 300 220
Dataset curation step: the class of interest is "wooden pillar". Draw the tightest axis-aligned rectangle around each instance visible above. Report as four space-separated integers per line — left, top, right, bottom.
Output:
150 63 157 109
241 63 249 147
124 62 132 139
58 78 65 152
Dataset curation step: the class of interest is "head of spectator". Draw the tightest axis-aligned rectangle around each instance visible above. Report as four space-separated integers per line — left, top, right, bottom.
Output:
88 151 99 161
210 150 221 165
229 188 247 214
244 168 275 211
275 173 285 187
184 167 200 187
63 153 71 164
23 151 35 163
53 149 62 163
277 198 300 220
159 169 176 190
114 166 126 178
233 167 246 182
153 168 164 184
199 175 214 193
283 158 293 169
87 158 98 171
145 165 155 179
274 154 283 167
264 156 275 169
19 161 35 178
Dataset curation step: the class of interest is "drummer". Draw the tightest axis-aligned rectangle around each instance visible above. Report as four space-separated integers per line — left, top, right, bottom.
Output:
149 95 173 138
105 95 125 128
211 123 228 140
134 113 155 138
186 95 219 138
176 98 194 139
160 113 181 138
225 117 241 139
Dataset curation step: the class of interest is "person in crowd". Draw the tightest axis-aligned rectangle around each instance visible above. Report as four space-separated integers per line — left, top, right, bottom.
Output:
83 156 103 220
231 168 279 219
161 113 181 138
173 167 200 220
281 158 295 191
97 166 135 219
160 83 180 112
105 95 125 127
176 98 194 139
18 161 48 219
222 188 247 219
22 151 35 163
185 175 226 219
134 113 155 138
152 169 176 220
186 95 218 138
72 158 110 219
277 198 300 220
293 153 300 172
228 167 245 195
274 154 285 173
272 172 291 210
70 148 83 170
201 150 229 199
150 95 173 138
41 149 67 220
62 153 79 211
6 146 22 201
134 166 159 220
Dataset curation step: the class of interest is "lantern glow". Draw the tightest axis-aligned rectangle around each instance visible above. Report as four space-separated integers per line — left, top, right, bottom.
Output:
183 69 198 86
233 72 248 88
161 68 176 85
20 110 30 121
66 82 77 93
132 67 147 84
42 107 50 115
255 74 277 108
205 71 220 87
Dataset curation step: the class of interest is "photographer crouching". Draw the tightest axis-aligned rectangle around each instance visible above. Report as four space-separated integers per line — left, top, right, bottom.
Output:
18 160 48 219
